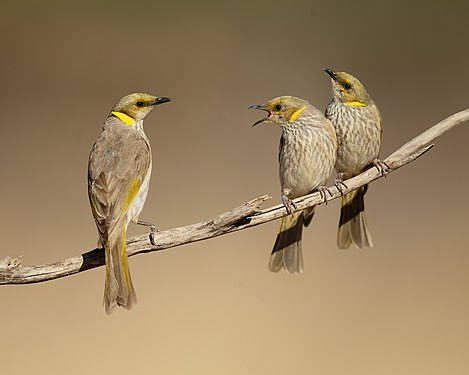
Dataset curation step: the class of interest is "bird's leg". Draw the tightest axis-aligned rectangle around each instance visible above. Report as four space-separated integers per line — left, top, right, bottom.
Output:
136 220 159 246
281 194 297 215
317 185 334 205
333 172 348 195
373 159 390 177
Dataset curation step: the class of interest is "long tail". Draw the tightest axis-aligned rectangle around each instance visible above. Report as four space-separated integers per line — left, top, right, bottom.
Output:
269 208 315 273
337 184 373 249
104 225 137 314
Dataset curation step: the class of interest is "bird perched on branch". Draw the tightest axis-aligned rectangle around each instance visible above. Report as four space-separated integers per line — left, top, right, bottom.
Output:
88 93 171 313
324 68 387 249
250 96 337 273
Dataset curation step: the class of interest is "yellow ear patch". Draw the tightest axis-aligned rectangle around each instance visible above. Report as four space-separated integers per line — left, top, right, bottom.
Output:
289 106 307 122
112 111 136 125
344 101 365 107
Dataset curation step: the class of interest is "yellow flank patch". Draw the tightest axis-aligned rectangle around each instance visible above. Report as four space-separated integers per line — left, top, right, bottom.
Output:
344 101 365 107
121 226 132 288
122 179 141 214
112 111 136 125
289 106 307 122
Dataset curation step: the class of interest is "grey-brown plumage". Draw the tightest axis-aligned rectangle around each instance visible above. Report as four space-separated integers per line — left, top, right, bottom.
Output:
251 96 337 273
88 117 150 311
324 68 382 249
88 93 170 314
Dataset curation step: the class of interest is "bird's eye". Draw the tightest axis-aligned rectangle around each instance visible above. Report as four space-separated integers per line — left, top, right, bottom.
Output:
275 104 282 111
136 101 144 107
344 83 352 90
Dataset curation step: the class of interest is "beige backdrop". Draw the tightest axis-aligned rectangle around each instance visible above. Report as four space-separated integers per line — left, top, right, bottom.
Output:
1 1 469 374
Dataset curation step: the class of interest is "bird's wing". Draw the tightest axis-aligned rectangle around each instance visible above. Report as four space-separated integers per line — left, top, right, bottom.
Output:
88 123 150 241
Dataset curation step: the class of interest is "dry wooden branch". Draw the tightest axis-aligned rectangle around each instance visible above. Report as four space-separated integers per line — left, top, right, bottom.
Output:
1 109 468 285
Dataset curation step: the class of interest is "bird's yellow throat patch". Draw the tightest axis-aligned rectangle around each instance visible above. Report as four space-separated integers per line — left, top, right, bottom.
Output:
289 106 307 122
344 101 365 107
112 111 136 125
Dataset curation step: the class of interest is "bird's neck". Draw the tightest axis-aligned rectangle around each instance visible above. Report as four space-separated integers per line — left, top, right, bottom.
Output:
111 111 146 133
135 119 145 132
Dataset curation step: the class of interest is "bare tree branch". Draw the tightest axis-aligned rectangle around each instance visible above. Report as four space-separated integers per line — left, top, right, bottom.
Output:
1 109 468 285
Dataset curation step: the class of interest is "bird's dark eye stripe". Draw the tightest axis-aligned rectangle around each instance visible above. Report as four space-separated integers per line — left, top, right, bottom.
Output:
136 101 145 107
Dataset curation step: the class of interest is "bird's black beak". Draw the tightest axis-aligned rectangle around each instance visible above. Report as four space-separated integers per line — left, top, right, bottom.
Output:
323 68 337 80
153 97 171 105
249 104 271 127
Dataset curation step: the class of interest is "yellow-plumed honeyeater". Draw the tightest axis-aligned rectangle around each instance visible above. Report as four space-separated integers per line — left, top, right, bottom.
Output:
251 96 337 273
324 68 387 249
88 93 170 314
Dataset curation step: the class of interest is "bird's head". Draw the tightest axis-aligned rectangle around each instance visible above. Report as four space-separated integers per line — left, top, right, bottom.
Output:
111 93 171 124
323 68 370 106
249 96 310 127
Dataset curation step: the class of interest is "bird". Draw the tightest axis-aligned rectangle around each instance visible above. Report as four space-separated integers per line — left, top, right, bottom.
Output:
250 96 337 273
88 93 171 314
323 68 387 249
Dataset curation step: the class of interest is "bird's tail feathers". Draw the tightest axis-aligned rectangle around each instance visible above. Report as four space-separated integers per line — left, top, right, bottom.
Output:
269 209 315 273
337 184 373 249
104 225 137 314
302 206 316 228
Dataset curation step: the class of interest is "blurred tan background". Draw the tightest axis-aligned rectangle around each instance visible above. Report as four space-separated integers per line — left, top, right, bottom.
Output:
1 0 469 373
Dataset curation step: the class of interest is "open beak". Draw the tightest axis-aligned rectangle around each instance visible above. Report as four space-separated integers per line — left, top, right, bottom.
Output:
153 97 171 105
323 68 337 81
248 104 271 127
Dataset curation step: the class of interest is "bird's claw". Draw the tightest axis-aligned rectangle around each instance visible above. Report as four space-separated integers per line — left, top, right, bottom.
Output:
149 224 160 246
137 220 159 246
149 229 156 246
373 159 390 177
333 173 348 195
282 195 297 215
317 185 334 204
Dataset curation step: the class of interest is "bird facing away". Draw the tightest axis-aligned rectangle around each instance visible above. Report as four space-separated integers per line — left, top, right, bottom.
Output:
88 93 171 314
324 68 386 249
250 96 337 273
